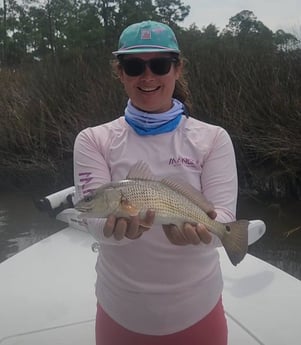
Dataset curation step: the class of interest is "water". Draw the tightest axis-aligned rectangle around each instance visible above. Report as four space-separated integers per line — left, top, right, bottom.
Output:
237 194 301 280
0 191 301 280
0 192 65 262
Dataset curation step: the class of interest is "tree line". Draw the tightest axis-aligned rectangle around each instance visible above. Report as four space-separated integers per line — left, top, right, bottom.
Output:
0 1 298 66
0 0 191 66
0 3 300 199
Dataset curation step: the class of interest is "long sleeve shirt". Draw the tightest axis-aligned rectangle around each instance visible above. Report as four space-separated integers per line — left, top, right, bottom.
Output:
73 116 238 335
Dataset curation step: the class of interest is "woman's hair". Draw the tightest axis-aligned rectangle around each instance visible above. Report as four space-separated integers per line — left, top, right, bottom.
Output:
112 53 193 115
172 54 192 116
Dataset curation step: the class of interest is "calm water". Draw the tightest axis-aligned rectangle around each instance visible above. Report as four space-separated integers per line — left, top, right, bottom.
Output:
0 191 301 280
0 192 65 262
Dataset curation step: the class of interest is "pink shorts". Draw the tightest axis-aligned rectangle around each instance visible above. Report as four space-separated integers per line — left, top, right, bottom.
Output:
96 297 228 345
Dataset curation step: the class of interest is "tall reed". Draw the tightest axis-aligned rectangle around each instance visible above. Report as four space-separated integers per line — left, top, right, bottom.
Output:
0 46 300 198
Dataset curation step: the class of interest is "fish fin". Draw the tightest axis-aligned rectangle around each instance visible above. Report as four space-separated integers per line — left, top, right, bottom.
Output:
120 198 139 216
221 220 249 266
160 176 215 214
126 161 215 215
127 161 158 181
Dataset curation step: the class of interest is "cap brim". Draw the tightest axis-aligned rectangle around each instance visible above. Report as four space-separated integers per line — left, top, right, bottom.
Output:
112 48 180 56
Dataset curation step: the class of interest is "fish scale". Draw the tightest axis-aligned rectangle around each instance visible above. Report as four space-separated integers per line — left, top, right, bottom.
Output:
116 179 218 229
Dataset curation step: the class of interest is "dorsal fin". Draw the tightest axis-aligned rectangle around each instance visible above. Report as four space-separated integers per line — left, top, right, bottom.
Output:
160 176 215 214
127 161 215 214
127 161 158 181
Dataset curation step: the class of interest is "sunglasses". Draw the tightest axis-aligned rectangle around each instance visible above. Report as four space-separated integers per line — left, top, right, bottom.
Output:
119 57 179 77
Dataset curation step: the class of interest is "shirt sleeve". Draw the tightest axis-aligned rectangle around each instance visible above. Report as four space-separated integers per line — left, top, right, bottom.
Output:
73 128 133 246
201 128 238 247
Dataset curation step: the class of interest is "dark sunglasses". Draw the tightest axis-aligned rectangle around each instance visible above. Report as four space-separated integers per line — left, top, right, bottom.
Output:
119 57 179 77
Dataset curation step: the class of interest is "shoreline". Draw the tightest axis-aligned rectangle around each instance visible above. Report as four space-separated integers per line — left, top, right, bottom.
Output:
2 160 300 202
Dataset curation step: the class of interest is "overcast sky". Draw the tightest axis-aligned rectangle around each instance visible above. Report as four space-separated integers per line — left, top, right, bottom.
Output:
182 0 301 33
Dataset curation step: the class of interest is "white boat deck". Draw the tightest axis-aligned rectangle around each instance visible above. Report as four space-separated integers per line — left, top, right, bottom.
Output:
0 222 300 344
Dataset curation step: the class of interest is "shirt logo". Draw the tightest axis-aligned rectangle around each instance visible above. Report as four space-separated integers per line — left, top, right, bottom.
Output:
168 157 200 169
79 172 94 195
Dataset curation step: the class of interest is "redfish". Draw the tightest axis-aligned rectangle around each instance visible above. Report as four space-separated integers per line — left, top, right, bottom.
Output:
75 161 249 265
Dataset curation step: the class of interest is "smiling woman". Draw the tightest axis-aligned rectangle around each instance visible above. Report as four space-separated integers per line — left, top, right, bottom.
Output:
73 20 240 345
117 51 182 114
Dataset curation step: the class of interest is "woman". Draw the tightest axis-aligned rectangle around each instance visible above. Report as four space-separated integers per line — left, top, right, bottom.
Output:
74 20 238 345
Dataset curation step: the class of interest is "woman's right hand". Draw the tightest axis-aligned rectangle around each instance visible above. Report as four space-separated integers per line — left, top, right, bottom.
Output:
103 210 155 240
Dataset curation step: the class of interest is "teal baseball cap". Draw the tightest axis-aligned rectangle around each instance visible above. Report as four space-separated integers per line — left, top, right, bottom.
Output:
112 20 180 56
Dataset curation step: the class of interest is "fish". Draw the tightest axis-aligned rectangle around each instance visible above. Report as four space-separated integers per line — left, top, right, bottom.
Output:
75 161 249 266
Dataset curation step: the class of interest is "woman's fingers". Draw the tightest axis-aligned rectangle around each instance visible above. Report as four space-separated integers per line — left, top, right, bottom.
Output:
182 223 202 244
126 210 155 239
195 223 212 244
163 223 212 245
207 210 217 219
140 209 155 229
103 215 117 238
103 210 156 240
113 218 128 240
104 213 212 245
126 215 141 239
104 216 129 240
163 225 187 245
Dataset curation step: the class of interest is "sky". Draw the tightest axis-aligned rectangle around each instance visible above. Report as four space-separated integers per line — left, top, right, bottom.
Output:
182 0 301 34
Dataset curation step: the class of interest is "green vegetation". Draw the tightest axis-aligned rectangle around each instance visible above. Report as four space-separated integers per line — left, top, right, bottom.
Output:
0 2 300 199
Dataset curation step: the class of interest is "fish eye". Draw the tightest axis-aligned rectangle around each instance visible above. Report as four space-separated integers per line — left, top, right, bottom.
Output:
84 195 93 202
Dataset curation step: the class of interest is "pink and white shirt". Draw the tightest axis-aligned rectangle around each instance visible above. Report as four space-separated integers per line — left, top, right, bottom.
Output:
73 116 238 335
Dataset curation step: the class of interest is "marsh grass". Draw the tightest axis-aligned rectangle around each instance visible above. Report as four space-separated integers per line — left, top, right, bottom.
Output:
0 55 126 190
183 43 301 198
0 48 300 197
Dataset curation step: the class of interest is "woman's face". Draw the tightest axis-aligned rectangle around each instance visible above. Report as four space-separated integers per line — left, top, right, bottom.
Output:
118 52 182 113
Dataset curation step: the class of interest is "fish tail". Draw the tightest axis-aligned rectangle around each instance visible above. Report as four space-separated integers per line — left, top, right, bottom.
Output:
221 220 249 266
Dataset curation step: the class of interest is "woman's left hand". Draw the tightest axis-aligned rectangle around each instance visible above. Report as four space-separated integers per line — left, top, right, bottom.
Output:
162 223 212 245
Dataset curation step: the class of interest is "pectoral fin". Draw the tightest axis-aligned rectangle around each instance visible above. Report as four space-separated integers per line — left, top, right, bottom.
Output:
120 198 139 216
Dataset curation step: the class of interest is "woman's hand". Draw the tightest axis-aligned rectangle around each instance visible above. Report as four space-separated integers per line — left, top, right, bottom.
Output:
103 210 155 241
162 210 217 246
163 223 212 245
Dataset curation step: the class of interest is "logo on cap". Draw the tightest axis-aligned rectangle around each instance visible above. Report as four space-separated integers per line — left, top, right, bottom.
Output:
141 29 151 40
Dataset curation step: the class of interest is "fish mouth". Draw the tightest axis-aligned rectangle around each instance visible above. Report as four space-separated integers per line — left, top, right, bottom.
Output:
75 206 91 213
